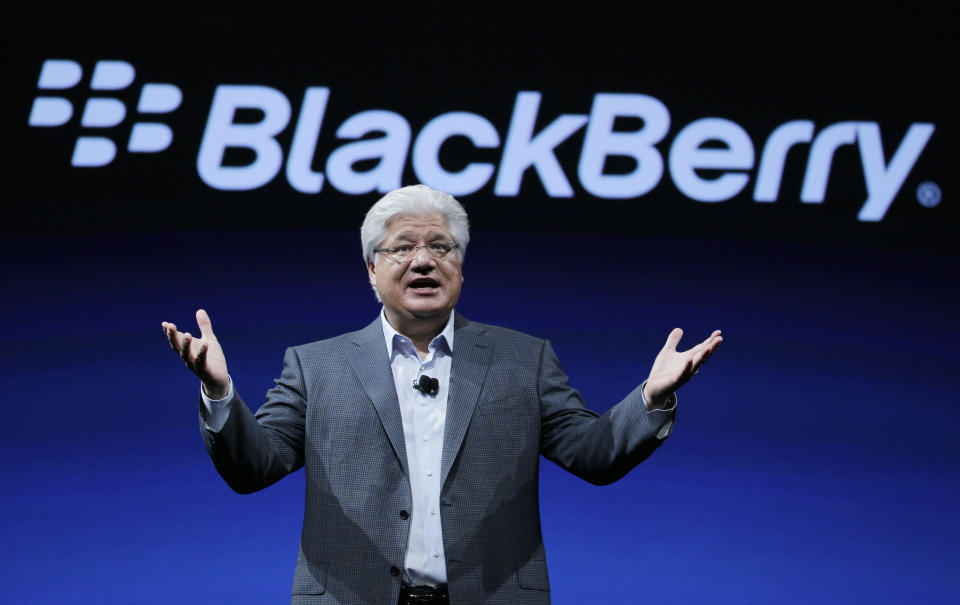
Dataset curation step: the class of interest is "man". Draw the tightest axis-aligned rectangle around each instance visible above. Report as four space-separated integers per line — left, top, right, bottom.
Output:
162 184 722 605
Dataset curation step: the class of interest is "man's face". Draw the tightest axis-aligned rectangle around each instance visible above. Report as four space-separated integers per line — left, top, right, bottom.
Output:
367 213 464 328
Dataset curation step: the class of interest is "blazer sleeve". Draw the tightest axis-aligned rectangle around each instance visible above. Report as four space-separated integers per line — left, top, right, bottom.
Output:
200 346 307 494
537 339 675 485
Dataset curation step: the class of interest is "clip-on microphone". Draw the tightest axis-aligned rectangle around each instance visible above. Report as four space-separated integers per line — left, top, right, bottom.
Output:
413 375 440 396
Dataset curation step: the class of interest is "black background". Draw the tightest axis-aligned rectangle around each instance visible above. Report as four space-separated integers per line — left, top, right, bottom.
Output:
10 7 954 253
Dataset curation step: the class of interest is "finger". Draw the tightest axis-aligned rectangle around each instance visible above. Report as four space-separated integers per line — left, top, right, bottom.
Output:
686 339 711 357
673 357 697 386
196 309 215 339
164 323 182 351
663 327 683 353
196 340 209 372
692 331 724 354
695 330 722 349
180 332 194 365
705 334 723 353
691 348 710 370
691 338 721 372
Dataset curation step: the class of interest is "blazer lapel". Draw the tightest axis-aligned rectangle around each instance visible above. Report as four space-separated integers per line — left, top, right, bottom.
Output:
442 313 492 486
347 317 410 478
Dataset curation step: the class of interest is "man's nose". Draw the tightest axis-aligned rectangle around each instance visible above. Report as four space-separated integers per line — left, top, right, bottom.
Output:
410 246 436 272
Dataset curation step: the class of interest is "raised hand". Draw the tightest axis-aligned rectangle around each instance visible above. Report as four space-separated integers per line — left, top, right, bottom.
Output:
642 328 722 410
161 309 230 399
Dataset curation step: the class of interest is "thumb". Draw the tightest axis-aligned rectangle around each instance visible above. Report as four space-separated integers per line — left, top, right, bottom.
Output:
196 308 215 339
663 327 683 353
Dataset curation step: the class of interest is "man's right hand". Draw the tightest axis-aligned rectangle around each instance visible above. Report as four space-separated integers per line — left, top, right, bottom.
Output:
162 309 230 399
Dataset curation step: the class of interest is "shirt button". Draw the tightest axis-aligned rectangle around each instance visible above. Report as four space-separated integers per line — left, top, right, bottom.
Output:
433 552 440 558
426 471 432 476
399 510 409 520
422 436 428 441
430 508 436 515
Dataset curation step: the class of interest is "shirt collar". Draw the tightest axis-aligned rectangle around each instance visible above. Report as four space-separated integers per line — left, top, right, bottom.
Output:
380 308 455 359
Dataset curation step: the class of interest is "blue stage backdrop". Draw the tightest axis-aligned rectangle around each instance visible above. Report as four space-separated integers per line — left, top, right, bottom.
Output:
3 7 957 605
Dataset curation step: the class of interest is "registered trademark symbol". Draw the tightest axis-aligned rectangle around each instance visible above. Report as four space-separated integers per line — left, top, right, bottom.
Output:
916 181 941 207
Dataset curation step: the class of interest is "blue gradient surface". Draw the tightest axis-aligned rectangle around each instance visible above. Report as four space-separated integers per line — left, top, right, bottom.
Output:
1 230 957 604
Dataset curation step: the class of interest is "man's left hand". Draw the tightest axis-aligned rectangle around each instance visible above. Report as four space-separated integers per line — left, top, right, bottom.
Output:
643 328 723 410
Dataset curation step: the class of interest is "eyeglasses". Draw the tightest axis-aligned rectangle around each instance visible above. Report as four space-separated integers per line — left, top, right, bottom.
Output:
374 241 459 262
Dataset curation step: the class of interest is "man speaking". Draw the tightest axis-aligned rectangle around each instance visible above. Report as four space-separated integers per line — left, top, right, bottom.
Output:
162 184 722 605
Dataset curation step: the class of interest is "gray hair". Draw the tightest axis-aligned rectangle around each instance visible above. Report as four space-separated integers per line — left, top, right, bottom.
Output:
361 184 470 266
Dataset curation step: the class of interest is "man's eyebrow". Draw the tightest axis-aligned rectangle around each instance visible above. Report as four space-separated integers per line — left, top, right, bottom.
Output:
389 230 450 243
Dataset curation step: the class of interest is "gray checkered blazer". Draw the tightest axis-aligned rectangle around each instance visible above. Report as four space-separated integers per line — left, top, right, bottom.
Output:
201 313 673 605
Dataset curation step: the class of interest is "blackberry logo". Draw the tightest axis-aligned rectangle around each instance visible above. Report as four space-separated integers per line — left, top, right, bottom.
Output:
25 60 937 222
28 59 182 166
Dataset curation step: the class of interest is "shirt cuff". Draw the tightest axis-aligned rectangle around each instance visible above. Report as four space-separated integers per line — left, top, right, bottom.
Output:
640 380 676 440
200 377 233 432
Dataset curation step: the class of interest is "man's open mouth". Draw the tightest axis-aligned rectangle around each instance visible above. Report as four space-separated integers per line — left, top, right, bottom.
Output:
408 278 440 289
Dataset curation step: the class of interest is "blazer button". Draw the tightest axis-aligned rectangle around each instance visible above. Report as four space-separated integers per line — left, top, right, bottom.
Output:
399 509 409 520
390 566 400 577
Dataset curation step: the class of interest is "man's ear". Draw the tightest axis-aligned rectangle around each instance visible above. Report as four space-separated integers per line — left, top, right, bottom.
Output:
367 259 377 287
